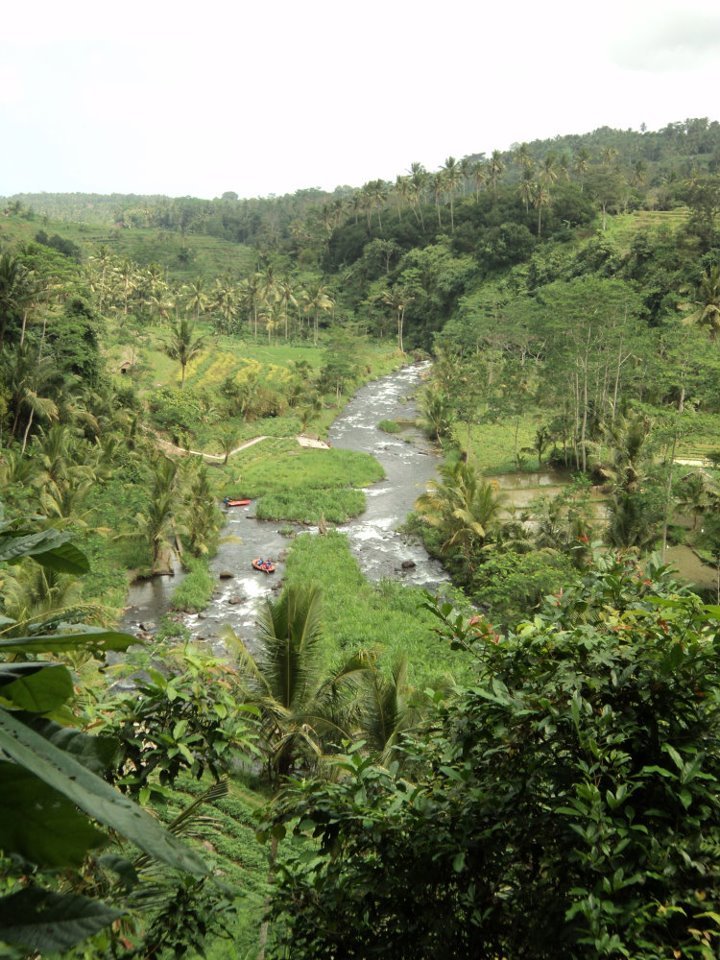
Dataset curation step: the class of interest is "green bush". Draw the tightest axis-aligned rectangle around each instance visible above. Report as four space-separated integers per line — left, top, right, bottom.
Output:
378 419 401 433
264 554 720 958
171 556 215 612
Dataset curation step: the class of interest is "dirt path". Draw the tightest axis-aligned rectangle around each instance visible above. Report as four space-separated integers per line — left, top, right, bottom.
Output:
152 433 330 461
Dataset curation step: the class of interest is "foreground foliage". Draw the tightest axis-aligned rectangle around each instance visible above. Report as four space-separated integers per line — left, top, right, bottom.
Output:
264 555 720 958
0 521 209 955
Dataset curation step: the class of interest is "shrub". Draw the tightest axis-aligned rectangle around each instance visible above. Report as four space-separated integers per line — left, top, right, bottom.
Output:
264 554 720 959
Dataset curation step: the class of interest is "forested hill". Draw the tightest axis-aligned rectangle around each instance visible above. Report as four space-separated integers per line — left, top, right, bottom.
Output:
4 117 720 245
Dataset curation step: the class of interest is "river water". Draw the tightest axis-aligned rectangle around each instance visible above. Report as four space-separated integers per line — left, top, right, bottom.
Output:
121 364 447 651
121 363 718 646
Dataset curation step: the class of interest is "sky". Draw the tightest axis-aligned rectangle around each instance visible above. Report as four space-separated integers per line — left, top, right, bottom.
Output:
3 0 720 200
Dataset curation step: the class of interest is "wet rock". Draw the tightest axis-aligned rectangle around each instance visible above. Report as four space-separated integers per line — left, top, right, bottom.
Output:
227 595 244 605
401 559 416 570
218 570 234 580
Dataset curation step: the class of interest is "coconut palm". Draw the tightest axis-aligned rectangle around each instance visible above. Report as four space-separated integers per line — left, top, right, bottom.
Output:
0 253 32 348
359 656 426 765
408 162 428 228
381 286 414 354
532 181 552 238
682 264 720 340
675 471 717 530
300 281 334 345
181 461 223 556
224 584 369 784
415 460 506 563
164 316 206 387
3 343 61 453
441 156 463 231
134 456 180 574
182 279 210 323
418 387 453 441
488 150 505 197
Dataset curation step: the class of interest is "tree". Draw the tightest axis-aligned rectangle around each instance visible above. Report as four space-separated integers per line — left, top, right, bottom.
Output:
415 460 505 566
264 556 720 959
164 316 206 388
135 455 180 574
224 584 367 785
681 263 720 340
0 521 207 954
381 285 414 354
598 411 664 551
487 149 505 197
441 156 462 231
300 280 334 345
0 253 30 349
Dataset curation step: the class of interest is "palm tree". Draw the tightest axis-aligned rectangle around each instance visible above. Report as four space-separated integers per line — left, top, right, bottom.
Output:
600 410 658 550
0 253 32 348
210 278 239 334
532 181 551 238
182 279 210 323
181 462 223 557
488 150 505 197
415 460 506 563
540 153 560 188
408 162 428 228
300 281 334 345
682 264 720 340
573 147 591 190
164 316 206 387
518 170 535 215
3 343 61 453
469 159 488 203
225 584 368 784
238 273 261 339
381 286 414 354
276 275 297 340
441 156 463 231
113 259 138 319
418 388 453 441
513 143 533 174
675 471 716 530
359 656 426 765
135 456 180 575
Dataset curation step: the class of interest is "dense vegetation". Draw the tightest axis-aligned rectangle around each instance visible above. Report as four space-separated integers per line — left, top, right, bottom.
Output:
3 117 720 957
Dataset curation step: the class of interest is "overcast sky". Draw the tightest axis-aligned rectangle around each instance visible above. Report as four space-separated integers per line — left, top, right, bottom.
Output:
3 0 720 200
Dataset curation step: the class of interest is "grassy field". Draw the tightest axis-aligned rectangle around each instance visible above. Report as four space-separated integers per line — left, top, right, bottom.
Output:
284 531 472 688
213 441 385 523
0 212 258 282
454 416 541 474
602 207 690 251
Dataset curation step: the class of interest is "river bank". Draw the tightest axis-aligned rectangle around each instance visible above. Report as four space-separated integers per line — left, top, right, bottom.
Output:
121 364 447 649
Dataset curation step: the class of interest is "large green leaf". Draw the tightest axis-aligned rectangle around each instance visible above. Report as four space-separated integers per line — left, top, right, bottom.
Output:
0 888 122 951
0 528 89 574
0 762 106 867
0 663 73 713
0 707 207 876
22 716 120 774
0 629 135 656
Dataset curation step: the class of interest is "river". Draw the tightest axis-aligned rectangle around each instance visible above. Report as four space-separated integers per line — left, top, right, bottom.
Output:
121 364 447 652
121 364 717 646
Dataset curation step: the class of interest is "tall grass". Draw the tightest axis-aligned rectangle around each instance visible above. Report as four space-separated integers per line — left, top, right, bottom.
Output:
284 531 472 687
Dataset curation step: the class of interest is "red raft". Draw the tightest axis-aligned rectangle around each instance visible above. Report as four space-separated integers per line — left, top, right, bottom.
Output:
252 558 276 574
224 497 251 507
